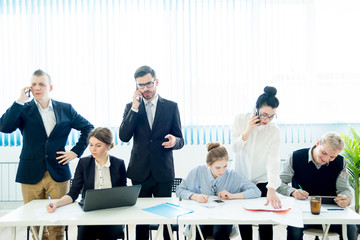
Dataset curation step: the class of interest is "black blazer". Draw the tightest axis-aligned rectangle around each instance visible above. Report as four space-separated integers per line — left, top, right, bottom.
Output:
0 100 94 184
67 155 127 202
119 95 184 183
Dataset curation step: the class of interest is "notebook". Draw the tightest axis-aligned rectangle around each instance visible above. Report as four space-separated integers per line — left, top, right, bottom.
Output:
78 185 141 212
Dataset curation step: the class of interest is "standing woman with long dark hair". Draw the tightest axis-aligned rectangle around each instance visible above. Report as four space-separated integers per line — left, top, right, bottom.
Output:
231 86 282 240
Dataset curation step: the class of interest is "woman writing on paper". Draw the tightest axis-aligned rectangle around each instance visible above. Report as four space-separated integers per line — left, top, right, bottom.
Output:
46 127 126 240
176 142 261 240
231 86 282 240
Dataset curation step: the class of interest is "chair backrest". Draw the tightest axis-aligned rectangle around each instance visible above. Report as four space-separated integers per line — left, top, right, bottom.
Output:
303 226 339 239
172 178 183 192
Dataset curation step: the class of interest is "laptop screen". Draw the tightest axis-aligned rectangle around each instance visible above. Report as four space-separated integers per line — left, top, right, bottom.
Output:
79 185 141 212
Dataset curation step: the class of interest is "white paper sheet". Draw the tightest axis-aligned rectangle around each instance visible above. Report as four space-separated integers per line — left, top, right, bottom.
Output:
178 197 304 228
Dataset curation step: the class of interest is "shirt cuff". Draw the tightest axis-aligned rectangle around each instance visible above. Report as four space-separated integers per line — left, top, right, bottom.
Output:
287 187 296 197
131 108 139 113
15 100 25 105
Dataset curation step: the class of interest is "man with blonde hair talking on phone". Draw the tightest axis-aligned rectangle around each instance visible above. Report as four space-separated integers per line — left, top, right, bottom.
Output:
0 69 94 240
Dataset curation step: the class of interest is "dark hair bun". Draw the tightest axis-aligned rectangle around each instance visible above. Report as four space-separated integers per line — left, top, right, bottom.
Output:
207 142 220 152
264 86 277 96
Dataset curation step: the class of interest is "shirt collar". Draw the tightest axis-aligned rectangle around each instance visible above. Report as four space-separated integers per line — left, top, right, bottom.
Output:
34 98 53 111
143 94 159 108
94 155 111 168
308 145 329 167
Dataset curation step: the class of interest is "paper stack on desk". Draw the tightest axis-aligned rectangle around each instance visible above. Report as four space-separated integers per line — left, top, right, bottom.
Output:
243 202 291 213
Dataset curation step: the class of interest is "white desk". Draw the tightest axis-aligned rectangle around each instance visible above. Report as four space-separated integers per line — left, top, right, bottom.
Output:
177 197 360 240
2 197 360 240
0 198 178 240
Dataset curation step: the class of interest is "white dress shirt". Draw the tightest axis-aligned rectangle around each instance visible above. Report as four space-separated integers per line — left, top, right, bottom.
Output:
94 156 112 189
231 112 281 190
34 99 56 137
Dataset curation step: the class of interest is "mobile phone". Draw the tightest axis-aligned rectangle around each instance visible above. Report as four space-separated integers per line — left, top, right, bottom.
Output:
315 196 336 205
214 199 224 203
27 90 31 97
135 85 141 101
254 109 260 124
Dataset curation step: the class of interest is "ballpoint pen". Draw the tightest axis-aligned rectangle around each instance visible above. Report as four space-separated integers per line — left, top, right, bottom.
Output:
48 194 53 208
298 184 308 199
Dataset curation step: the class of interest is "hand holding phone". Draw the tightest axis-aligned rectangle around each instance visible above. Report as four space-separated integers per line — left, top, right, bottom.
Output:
18 87 31 104
131 88 142 111
135 86 142 102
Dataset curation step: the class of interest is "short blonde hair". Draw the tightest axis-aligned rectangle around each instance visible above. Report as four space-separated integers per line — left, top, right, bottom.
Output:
319 132 344 151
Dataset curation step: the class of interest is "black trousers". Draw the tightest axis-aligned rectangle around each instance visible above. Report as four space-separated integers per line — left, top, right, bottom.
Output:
132 173 173 240
77 225 124 240
238 182 273 240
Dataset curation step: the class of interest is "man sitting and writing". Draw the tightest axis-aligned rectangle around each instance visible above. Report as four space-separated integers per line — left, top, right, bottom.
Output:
276 132 358 240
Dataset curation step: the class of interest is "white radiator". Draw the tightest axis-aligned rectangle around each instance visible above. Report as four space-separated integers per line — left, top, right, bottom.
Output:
0 162 22 201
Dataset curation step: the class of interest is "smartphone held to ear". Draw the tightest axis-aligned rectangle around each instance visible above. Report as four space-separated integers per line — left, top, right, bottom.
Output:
135 86 141 101
254 109 260 124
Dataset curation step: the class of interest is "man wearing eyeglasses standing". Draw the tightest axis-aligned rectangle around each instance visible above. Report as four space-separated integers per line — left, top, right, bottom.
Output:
119 65 184 240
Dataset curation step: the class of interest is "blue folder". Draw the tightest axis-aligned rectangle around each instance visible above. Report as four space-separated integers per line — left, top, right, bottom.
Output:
142 202 193 218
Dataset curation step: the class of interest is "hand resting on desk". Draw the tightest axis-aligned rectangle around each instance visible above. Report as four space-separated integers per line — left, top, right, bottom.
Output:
190 193 209 203
265 188 282 209
218 190 245 200
190 190 246 203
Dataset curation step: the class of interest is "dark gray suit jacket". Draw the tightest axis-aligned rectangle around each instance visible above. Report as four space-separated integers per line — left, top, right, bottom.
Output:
119 95 184 183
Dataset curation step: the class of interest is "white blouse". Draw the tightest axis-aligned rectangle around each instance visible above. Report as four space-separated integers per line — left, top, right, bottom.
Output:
94 156 112 189
231 113 281 190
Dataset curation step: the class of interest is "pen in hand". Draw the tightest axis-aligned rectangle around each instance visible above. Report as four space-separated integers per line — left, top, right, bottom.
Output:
298 184 308 199
48 194 53 208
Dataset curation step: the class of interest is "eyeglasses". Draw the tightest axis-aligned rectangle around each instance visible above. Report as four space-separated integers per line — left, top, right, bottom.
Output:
259 113 277 121
211 183 217 196
137 80 155 90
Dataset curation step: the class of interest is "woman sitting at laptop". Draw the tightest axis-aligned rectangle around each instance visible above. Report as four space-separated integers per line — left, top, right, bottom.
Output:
176 142 261 240
46 127 126 240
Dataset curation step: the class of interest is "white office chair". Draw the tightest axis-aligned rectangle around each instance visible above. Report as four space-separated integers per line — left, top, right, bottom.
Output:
303 224 339 240
183 224 239 239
